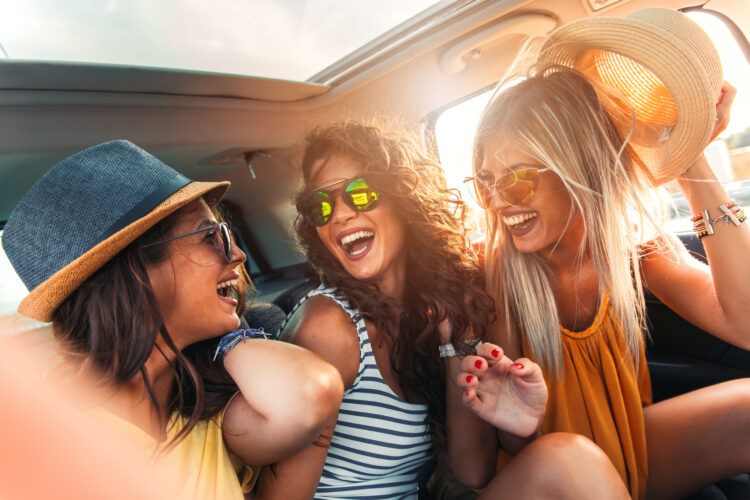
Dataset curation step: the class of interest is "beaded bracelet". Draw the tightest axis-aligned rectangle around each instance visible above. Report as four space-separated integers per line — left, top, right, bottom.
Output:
213 328 272 362
691 201 746 240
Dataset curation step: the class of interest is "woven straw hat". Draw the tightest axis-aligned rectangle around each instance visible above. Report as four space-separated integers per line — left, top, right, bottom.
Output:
2 140 229 322
539 8 722 184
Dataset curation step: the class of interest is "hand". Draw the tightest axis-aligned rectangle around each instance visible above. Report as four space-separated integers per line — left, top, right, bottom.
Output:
710 81 736 142
457 342 547 437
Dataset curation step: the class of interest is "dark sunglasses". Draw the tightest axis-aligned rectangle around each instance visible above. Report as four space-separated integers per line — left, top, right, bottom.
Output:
301 177 380 227
143 221 233 262
464 165 549 207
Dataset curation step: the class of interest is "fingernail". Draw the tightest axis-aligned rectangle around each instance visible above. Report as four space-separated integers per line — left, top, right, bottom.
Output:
474 359 483 369
491 348 500 358
512 363 524 370
465 375 474 384
465 390 471 398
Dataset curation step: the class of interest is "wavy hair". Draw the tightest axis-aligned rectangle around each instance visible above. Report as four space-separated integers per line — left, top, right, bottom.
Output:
475 64 667 376
52 202 251 446
294 122 495 450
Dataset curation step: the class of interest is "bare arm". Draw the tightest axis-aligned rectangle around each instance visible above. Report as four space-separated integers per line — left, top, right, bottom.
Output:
642 82 750 349
440 321 498 488
252 296 360 500
221 333 344 467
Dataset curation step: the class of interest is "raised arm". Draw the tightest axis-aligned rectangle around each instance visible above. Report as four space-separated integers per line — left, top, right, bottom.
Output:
220 330 344 467
251 295 360 500
641 82 750 349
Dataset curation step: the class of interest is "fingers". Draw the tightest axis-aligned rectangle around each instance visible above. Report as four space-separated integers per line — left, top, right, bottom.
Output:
711 81 737 141
508 357 544 384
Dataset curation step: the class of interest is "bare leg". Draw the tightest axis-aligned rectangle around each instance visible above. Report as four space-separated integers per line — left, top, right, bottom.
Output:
478 433 629 499
645 378 750 499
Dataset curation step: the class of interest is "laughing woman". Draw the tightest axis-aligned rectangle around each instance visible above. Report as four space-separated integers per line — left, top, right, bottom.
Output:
259 122 631 499
462 63 750 499
2 140 344 499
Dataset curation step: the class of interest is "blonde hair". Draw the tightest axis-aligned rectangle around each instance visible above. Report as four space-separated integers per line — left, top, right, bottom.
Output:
475 62 668 376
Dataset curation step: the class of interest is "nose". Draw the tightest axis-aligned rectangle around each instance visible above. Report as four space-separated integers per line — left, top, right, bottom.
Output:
487 189 510 212
330 194 357 224
230 242 246 266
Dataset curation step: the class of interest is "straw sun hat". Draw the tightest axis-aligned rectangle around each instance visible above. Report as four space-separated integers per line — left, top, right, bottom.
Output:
538 8 723 185
2 140 229 322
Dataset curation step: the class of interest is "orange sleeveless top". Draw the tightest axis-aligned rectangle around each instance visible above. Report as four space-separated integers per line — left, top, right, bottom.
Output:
499 294 652 499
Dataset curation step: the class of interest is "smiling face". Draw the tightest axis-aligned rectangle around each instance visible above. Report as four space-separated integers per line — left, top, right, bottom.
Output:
481 142 581 257
146 199 246 349
308 153 408 295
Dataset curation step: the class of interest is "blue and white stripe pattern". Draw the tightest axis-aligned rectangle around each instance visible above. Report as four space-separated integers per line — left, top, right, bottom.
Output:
282 285 432 499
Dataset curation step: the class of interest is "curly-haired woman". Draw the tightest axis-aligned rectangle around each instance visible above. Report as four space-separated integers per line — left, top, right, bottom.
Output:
258 122 630 499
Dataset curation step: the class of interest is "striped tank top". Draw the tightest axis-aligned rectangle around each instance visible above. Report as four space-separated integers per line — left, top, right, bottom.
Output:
282 285 432 499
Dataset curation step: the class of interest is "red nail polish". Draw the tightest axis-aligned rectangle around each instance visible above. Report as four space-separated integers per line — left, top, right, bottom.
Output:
465 375 474 384
491 348 500 358
465 390 471 398
512 363 524 370
474 359 483 369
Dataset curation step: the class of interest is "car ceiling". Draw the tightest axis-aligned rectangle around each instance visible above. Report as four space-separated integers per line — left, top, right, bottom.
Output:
0 0 746 270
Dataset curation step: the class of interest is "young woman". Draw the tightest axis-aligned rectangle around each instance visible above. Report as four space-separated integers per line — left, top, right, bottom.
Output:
261 122 631 499
2 140 344 499
461 65 750 499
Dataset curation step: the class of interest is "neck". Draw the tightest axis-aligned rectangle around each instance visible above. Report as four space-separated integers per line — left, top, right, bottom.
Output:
104 340 178 441
540 216 588 275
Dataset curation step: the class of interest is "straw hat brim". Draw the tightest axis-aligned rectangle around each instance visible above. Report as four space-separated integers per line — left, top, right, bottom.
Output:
19 181 230 322
539 9 722 184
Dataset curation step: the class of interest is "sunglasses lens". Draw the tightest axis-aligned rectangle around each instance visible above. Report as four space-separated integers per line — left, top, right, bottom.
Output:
218 223 232 261
304 192 333 227
470 175 493 208
498 168 541 205
345 178 379 212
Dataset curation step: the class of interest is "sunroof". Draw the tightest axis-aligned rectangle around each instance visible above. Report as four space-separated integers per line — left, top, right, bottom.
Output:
0 0 440 81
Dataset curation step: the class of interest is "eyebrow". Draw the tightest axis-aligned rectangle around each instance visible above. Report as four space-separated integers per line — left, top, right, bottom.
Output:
310 177 351 192
195 218 215 230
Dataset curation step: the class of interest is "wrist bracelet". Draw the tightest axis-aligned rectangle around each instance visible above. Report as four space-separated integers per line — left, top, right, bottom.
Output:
691 201 746 239
439 340 482 358
213 328 272 362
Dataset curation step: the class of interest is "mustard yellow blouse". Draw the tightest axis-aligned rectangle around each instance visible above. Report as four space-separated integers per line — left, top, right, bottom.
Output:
500 294 652 499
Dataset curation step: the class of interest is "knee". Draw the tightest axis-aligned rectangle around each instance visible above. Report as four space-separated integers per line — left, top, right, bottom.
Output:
521 433 626 499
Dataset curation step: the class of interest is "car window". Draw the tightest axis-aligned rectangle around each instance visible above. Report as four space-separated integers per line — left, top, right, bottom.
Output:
433 10 750 236
0 0 440 81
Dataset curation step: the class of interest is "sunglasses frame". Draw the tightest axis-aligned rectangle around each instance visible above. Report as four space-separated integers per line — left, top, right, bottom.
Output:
464 165 549 207
143 221 233 263
301 176 381 227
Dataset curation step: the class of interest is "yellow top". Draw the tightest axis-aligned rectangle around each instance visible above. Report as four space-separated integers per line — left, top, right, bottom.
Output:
500 294 652 499
101 401 258 500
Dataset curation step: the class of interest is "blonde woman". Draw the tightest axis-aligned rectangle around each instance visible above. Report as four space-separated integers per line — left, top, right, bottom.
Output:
459 65 750 499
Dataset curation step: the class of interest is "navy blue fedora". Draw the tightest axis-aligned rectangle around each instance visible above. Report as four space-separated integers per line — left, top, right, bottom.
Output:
2 140 229 322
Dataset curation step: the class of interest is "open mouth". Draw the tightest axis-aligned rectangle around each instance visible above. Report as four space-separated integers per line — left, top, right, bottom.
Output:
339 230 374 256
503 212 538 227
217 278 239 301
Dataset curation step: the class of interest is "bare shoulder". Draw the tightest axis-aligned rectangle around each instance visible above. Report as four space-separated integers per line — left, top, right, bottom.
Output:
279 294 360 387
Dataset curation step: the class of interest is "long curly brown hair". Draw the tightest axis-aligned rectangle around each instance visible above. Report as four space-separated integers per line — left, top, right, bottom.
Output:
294 122 495 450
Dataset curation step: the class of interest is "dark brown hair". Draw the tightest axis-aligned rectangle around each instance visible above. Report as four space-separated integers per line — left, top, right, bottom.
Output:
52 202 250 445
295 122 495 450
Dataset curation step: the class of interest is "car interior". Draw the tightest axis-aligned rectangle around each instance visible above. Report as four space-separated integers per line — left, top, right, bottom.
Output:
1 0 748 498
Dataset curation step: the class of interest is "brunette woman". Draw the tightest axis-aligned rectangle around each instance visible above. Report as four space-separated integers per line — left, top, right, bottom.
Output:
258 122 630 499
2 140 344 499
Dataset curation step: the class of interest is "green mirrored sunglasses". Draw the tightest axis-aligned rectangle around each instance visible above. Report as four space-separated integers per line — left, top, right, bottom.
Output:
301 177 380 227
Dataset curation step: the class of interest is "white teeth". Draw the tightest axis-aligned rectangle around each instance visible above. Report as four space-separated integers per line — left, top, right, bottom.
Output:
340 230 374 246
217 278 238 291
503 212 538 227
